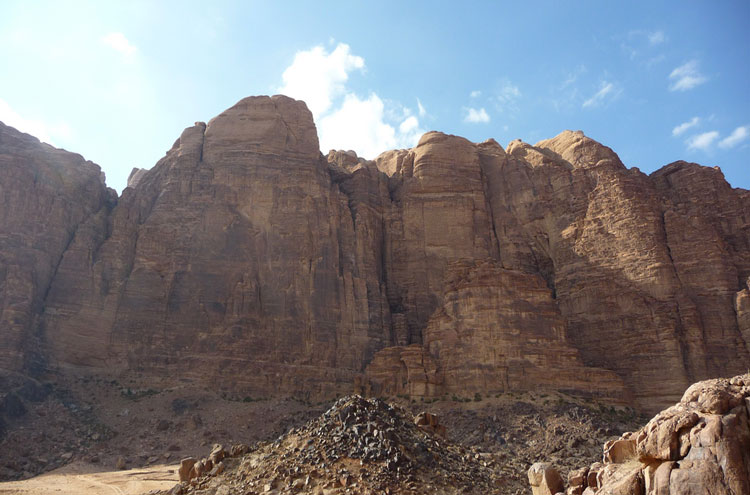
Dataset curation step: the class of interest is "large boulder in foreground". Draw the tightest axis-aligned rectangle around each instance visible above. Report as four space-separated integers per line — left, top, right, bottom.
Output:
559 373 750 495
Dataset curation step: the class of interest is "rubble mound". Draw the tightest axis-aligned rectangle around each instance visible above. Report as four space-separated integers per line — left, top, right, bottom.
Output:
169 395 500 494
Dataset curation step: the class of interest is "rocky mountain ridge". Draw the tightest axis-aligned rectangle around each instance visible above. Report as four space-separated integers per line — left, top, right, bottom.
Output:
1 95 749 413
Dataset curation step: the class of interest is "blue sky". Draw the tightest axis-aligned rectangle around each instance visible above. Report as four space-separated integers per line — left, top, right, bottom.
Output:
0 1 748 192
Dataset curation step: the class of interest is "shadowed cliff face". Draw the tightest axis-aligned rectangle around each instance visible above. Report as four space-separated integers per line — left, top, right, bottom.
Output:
0 122 113 373
0 96 748 411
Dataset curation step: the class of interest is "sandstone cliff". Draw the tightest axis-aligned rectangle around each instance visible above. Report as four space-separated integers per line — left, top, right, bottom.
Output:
40 96 392 397
366 129 750 411
0 122 112 373
0 96 748 411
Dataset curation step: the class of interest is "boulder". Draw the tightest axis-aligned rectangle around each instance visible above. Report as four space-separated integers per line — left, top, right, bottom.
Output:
178 457 197 482
209 444 226 464
414 412 446 437
528 462 565 495
569 373 750 494
603 437 636 464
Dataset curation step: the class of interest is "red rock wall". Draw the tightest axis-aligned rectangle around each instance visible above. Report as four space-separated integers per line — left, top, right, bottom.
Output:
367 130 750 411
0 97 748 410
0 123 112 372
40 96 393 397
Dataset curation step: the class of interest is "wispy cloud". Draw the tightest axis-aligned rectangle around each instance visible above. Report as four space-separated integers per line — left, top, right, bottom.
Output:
622 30 666 60
669 60 707 91
549 65 586 111
719 126 749 149
470 90 481 98
417 98 427 117
582 81 619 108
686 130 719 151
279 43 424 157
101 32 137 56
463 107 490 123
648 31 666 45
560 65 586 89
494 79 521 108
672 116 700 136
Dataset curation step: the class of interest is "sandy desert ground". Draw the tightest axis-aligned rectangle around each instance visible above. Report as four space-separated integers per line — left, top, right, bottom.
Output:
0 462 178 495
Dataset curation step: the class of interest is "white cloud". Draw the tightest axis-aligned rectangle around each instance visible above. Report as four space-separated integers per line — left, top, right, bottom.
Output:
417 98 427 117
101 32 137 56
470 90 481 98
582 81 618 108
648 31 666 45
318 93 422 157
0 98 71 145
672 117 700 136
399 115 419 135
719 126 749 149
279 43 424 158
669 60 707 91
464 107 490 123
279 43 364 119
686 131 719 151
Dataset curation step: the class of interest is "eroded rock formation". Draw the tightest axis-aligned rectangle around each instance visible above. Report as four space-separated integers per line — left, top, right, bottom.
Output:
561 373 750 495
41 96 392 397
0 95 748 411
365 129 750 411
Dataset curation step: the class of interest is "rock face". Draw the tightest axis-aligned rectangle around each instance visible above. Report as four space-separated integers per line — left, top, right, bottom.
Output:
40 96 392 396
363 260 626 401
562 373 750 495
365 130 750 411
0 122 112 373
0 96 749 411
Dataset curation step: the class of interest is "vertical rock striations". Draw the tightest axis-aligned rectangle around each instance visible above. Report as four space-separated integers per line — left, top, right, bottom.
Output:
366 130 750 411
0 97 748 410
0 122 112 373
40 96 392 396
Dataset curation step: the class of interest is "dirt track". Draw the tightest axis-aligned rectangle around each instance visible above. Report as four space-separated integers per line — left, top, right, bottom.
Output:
0 462 178 495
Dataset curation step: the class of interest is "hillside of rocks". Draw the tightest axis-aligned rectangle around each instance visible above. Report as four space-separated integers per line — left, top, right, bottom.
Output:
0 373 645 487
1 95 749 413
155 393 646 495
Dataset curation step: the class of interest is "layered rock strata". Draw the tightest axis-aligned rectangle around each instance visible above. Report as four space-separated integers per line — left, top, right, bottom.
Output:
366 130 750 411
363 260 626 401
40 96 392 396
0 96 748 410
